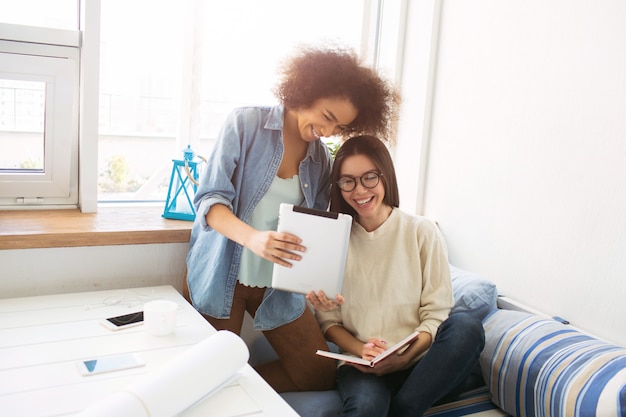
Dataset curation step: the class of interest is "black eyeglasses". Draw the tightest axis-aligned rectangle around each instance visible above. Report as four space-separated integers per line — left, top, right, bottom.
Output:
336 171 383 192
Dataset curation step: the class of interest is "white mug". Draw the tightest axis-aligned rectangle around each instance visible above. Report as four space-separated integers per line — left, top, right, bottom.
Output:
143 300 178 336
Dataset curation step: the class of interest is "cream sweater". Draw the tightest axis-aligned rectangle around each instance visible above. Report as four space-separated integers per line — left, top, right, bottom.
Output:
316 208 453 354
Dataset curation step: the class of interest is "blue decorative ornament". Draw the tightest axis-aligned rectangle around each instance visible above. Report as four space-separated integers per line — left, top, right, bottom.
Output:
162 145 204 221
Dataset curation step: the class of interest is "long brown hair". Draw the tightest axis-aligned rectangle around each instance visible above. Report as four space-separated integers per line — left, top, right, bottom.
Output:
330 135 400 217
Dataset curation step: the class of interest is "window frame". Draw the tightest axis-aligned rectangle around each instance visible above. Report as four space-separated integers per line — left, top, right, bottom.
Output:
0 22 80 207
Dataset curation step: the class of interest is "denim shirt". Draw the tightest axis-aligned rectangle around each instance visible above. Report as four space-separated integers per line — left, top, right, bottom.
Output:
186 105 333 331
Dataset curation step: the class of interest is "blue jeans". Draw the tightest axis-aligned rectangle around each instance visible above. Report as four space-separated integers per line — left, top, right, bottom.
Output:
336 312 485 417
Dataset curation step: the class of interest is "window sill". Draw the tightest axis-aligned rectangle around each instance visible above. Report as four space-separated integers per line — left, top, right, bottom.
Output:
0 207 193 250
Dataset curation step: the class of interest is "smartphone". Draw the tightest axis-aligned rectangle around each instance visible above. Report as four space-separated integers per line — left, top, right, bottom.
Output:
100 311 144 331
77 353 145 376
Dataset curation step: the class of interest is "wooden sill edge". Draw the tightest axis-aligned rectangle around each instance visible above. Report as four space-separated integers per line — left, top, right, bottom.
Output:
0 207 193 250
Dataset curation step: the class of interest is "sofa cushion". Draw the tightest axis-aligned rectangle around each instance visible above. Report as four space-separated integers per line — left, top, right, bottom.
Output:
481 309 626 417
449 265 498 321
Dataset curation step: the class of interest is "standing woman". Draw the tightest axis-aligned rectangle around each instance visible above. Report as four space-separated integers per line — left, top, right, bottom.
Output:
186 46 400 392
308 135 485 416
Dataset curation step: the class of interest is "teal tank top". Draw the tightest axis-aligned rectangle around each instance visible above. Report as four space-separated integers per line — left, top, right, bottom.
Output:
237 175 304 288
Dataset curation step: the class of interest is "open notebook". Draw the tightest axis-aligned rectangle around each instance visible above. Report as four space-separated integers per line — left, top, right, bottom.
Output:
271 204 352 300
316 330 420 367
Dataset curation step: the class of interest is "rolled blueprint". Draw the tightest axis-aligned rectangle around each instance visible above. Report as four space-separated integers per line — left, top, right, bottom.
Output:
78 330 249 417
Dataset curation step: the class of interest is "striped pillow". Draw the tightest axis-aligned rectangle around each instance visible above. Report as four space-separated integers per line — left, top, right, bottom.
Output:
480 309 626 417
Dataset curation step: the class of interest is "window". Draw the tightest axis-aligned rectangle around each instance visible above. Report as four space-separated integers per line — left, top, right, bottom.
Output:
0 21 80 207
97 0 368 204
0 0 405 210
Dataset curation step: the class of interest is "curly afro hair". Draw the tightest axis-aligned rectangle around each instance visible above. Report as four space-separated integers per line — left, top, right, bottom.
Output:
273 44 400 141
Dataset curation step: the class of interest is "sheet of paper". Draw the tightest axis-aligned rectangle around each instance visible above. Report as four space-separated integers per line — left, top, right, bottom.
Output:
184 381 263 417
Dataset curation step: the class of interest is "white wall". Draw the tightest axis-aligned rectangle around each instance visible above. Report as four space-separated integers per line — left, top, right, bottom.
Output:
397 0 626 346
0 243 188 298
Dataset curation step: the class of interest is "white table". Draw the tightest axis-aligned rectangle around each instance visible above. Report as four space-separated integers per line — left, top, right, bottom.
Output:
0 285 299 417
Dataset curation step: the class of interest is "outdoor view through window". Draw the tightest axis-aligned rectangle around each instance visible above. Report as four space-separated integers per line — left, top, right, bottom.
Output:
98 0 365 203
0 80 45 172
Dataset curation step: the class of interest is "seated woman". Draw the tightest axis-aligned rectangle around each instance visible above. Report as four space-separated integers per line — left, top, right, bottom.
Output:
307 135 485 417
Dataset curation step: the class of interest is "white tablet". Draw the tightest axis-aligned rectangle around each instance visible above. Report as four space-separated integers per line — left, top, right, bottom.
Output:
271 204 352 299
